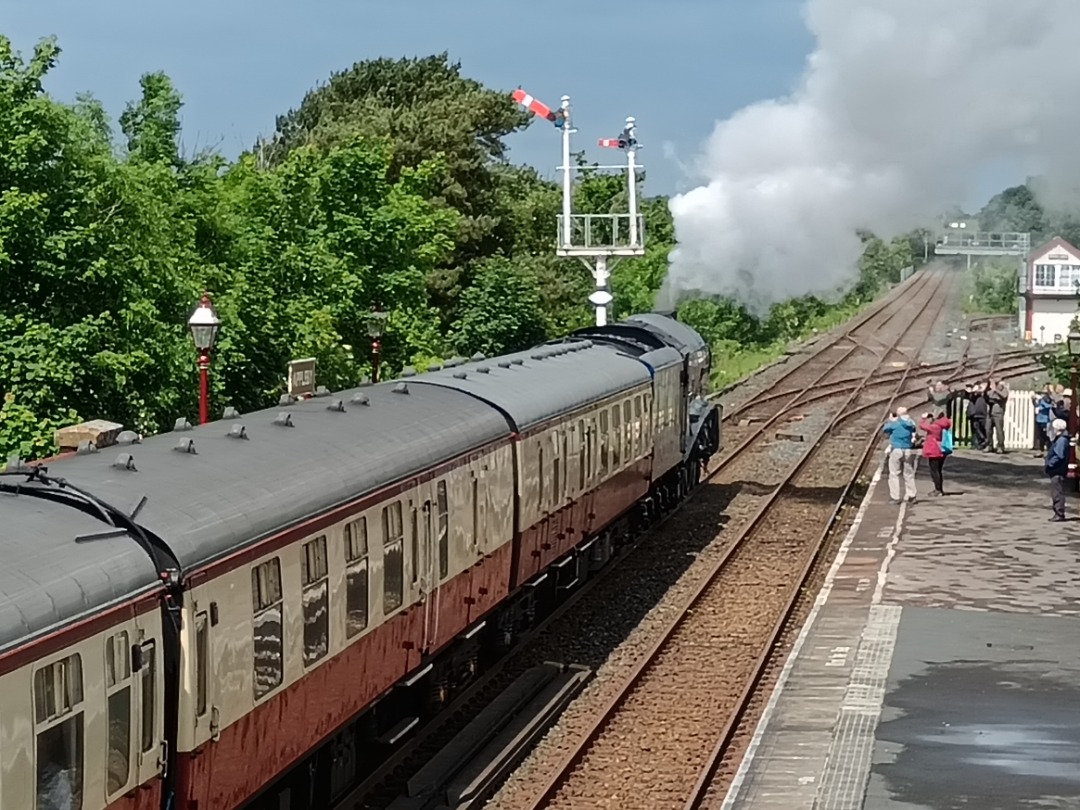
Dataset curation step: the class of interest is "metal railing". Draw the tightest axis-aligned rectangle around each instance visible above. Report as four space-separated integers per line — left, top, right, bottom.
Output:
935 232 1031 253
556 213 646 254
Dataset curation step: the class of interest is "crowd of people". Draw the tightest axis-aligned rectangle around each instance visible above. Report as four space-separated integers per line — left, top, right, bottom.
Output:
880 378 1073 520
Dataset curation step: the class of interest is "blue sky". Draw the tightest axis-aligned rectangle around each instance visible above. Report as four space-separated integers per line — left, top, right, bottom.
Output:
2 0 813 196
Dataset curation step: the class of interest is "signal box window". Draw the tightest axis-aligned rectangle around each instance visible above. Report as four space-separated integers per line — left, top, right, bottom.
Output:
252 558 284 699
34 653 85 810
382 502 404 613
345 518 369 638
301 536 330 666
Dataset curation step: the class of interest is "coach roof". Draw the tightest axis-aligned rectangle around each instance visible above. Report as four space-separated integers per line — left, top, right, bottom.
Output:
0 494 162 653
408 340 652 431
16 381 509 573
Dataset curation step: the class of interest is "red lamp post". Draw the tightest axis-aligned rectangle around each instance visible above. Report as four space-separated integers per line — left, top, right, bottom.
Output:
367 307 388 383
188 293 221 424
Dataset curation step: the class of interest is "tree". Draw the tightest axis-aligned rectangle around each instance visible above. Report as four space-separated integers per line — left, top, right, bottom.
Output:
120 72 184 166
449 258 548 357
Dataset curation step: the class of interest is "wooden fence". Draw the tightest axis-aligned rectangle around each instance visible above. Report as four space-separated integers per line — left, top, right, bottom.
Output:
944 389 1040 450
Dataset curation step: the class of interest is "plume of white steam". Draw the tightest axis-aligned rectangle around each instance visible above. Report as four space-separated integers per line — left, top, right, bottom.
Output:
663 0 1080 312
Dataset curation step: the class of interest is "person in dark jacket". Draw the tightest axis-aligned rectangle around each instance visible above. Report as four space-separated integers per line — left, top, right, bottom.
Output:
985 378 1009 453
966 382 988 451
1045 418 1070 522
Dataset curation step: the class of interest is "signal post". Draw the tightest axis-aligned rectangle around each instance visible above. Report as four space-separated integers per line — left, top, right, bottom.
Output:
513 89 646 326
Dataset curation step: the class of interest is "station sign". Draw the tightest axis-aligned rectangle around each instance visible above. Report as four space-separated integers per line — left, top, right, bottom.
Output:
287 358 317 398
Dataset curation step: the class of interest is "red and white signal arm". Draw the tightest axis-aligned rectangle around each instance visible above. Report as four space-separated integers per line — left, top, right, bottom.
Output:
512 88 558 122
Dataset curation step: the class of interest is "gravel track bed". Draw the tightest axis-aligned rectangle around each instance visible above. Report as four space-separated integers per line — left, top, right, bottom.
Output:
538 430 870 810
482 271 955 810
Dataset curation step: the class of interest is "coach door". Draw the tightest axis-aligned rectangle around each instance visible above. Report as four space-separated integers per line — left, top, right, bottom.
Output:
413 488 438 654
132 613 166 787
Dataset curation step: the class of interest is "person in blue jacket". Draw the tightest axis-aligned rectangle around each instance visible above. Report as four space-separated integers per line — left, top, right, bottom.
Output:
1045 418 1071 522
883 407 918 504
1033 387 1054 452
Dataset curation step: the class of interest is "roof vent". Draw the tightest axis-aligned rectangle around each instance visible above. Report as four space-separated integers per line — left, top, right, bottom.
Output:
273 412 295 428
76 440 98 456
401 367 417 378
428 362 443 372
4 454 29 473
327 399 345 412
471 352 486 362
116 430 141 446
393 382 409 395
314 386 331 398
444 358 461 368
453 371 468 380
350 393 370 406
477 366 491 374
222 407 241 419
531 353 545 361
173 438 197 454
358 376 373 387
278 394 295 407
512 358 524 366
583 340 593 348
498 360 511 369
228 424 249 440
173 417 193 432
112 453 137 472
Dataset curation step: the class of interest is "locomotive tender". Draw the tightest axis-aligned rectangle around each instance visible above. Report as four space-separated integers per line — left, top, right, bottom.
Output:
0 312 720 810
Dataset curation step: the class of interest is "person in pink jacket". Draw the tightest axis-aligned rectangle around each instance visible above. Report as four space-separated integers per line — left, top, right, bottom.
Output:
919 410 953 496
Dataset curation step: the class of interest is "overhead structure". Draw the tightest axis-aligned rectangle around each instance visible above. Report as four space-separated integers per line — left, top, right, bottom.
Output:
512 88 645 327
934 223 1031 269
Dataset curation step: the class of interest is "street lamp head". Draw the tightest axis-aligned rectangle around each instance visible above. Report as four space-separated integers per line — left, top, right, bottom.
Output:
366 308 389 339
188 293 221 352
1067 330 1080 357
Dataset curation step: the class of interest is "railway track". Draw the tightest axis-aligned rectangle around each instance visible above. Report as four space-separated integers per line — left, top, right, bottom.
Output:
334 270 1043 810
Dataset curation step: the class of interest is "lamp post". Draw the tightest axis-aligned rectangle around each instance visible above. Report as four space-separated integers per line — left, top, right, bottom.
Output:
187 293 221 425
1067 331 1080 489
367 307 389 383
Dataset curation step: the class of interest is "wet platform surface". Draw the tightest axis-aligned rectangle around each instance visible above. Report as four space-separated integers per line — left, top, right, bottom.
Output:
723 449 1080 810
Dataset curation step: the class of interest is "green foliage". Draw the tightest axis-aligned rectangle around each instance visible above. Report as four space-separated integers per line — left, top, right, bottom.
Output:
0 36 920 459
978 182 1080 248
964 261 1019 315
448 257 548 357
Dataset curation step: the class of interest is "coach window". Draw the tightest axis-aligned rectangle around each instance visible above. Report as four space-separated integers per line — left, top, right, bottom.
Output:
437 482 450 580
611 406 621 468
345 518 369 638
551 431 561 505
577 420 586 492
140 642 156 755
252 558 284 699
623 400 634 459
471 475 480 548
537 444 545 511
34 653 85 810
105 631 132 796
195 612 208 717
598 410 609 477
411 503 422 586
301 535 330 666
382 502 404 613
634 397 643 457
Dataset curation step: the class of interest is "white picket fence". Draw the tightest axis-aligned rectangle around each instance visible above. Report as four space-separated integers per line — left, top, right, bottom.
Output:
946 389 1042 450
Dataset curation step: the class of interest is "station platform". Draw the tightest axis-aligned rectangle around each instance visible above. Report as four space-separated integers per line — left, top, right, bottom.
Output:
723 448 1080 810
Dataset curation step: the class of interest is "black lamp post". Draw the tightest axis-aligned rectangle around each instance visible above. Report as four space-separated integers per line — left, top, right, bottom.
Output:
367 308 389 383
187 293 221 425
